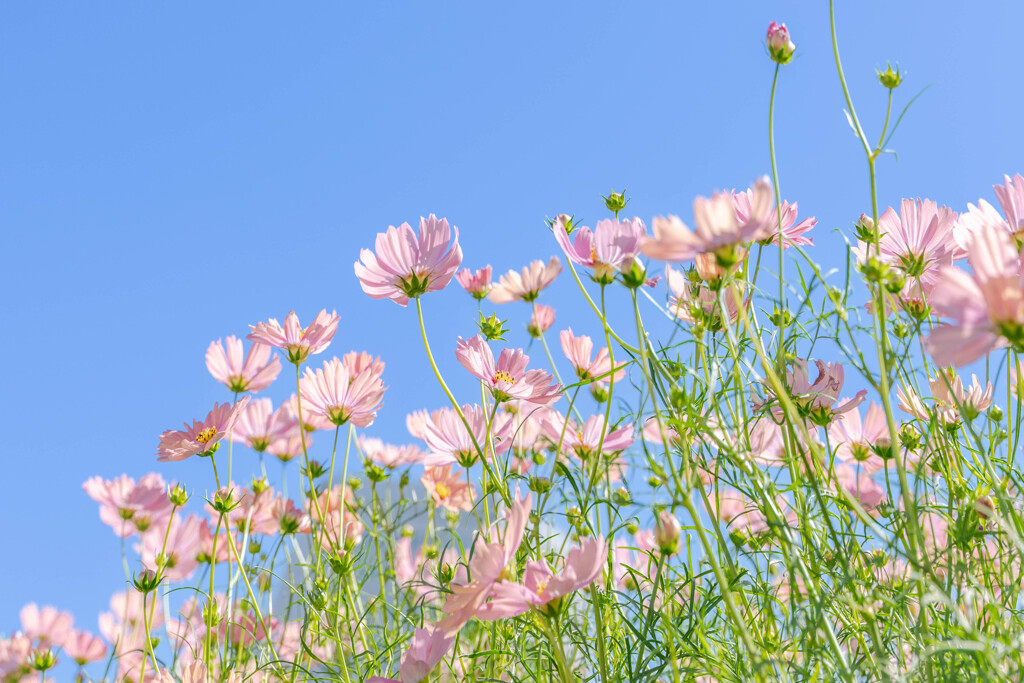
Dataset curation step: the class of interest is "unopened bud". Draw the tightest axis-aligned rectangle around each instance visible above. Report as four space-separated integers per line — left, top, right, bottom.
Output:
655 509 681 556
603 189 629 215
168 484 190 507
877 63 903 90
855 214 876 243
766 22 796 65
478 312 509 341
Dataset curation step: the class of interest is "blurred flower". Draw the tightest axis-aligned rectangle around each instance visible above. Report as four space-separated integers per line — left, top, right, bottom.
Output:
230 397 299 453
140 514 202 582
61 629 106 665
732 189 815 249
766 21 796 64
83 473 174 537
19 605 72 649
421 465 474 512
527 303 555 338
359 435 429 468
354 214 463 306
489 257 562 304
455 265 493 299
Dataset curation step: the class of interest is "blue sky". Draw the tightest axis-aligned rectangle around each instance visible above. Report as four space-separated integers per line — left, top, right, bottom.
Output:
2 0 1023 642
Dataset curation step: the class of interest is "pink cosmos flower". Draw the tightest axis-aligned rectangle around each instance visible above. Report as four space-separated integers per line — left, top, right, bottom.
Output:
732 190 815 249
421 466 474 512
961 174 1024 246
397 628 456 683
394 537 464 599
247 309 340 364
527 303 555 338
756 359 866 426
481 536 607 619
897 370 993 425
98 591 165 659
311 485 364 549
540 411 634 461
420 404 514 466
205 336 281 393
455 266 493 299
853 199 962 282
488 257 562 304
766 21 796 64
666 265 745 332
359 435 429 469
994 173 1024 234
269 433 310 463
437 492 532 634
641 177 772 265
230 398 299 453
19 605 72 648
272 496 311 535
832 465 887 515
299 357 386 428
354 215 463 306
827 402 891 473
156 397 250 461
559 328 626 384
140 514 202 582
62 629 107 665
924 219 1024 366
552 215 646 283
455 335 561 405
83 473 174 537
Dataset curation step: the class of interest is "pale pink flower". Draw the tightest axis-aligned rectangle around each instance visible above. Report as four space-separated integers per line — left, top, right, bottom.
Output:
205 336 281 393
311 485 364 549
641 178 772 264
359 436 429 468
223 486 280 536
397 628 456 683
766 21 796 63
757 359 866 426
925 219 1024 366
83 473 174 537
960 173 1024 245
488 257 562 304
641 416 684 448
230 397 299 453
61 629 106 665
420 405 513 466
140 514 202 581
406 408 445 441
299 357 386 428
732 190 815 249
853 199 962 282
342 350 386 379
455 266 493 299
394 538 463 599
0 635 31 679
438 492 532 633
527 303 555 338
540 411 634 461
481 536 607 619
559 328 626 384
666 265 745 331
613 531 657 590
552 215 646 283
19 605 72 648
272 496 311 535
286 392 333 432
268 433 309 463
421 466 474 512
832 465 887 514
828 402 891 473
455 335 561 405
156 397 250 461
247 309 339 364
994 173 1024 234
354 214 463 306
197 518 236 564
98 591 164 657
897 370 993 425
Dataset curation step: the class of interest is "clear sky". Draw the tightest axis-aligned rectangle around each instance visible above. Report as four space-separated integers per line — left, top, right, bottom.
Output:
2 0 1022 640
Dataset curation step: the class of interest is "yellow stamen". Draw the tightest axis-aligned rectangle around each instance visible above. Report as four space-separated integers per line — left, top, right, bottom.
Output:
196 427 217 444
536 580 548 597
435 482 451 500
493 370 515 384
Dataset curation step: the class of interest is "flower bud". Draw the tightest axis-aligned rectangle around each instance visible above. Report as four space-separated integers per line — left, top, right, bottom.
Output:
877 63 903 89
478 312 509 341
655 509 681 556
365 463 388 483
132 569 162 594
854 214 876 243
625 520 639 535
529 476 552 494
766 22 796 65
302 459 327 480
168 483 190 508
603 189 629 215
251 476 270 495
590 382 610 403
31 649 57 672
612 487 631 505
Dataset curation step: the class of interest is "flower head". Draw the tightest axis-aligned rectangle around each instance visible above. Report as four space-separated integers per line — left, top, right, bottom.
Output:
247 310 340 364
355 215 463 306
156 397 250 462
489 257 562 304
552 215 646 284
559 328 626 384
230 398 299 453
527 303 555 338
83 473 174 537
853 199 961 282
420 404 513 467
456 335 561 405
455 265 493 299
767 22 796 64
205 336 281 393
732 190 815 249
421 466 474 512
641 178 772 266
828 402 891 473
300 357 386 428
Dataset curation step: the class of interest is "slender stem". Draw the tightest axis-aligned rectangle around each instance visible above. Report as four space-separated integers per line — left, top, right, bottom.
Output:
768 62 786 373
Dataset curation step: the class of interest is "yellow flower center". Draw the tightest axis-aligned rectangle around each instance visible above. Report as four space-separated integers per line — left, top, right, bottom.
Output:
536 580 548 597
435 482 451 500
196 427 217 444
493 370 515 384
